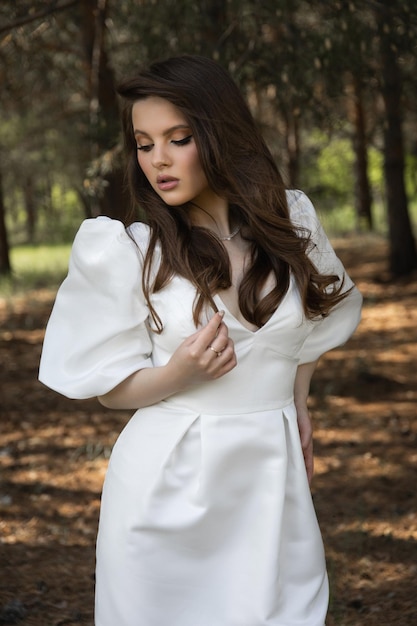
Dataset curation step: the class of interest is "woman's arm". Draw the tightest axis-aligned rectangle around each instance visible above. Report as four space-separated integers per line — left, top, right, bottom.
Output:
294 359 319 485
98 312 236 410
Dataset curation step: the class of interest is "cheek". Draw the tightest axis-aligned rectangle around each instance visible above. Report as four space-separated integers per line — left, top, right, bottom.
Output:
137 155 152 180
137 153 146 169
187 151 207 182
195 165 209 189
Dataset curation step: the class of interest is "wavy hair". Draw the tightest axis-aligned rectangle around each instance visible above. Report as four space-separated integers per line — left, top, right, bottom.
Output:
117 55 348 332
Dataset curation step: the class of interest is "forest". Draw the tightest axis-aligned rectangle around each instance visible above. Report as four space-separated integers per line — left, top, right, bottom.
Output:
0 0 417 273
1 1 417 625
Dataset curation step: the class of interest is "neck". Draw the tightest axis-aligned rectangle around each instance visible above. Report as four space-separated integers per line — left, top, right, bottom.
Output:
219 222 241 241
188 196 233 238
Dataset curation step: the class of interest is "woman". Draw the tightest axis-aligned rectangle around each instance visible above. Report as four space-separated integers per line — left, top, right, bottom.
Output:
39 55 362 626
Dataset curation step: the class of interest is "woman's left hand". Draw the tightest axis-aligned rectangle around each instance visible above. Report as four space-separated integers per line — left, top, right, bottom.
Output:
296 403 314 485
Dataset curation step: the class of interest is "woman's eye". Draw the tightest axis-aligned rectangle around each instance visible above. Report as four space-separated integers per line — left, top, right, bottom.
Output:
171 135 193 146
137 144 153 152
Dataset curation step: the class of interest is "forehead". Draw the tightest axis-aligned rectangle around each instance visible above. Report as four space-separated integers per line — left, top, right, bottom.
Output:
132 96 188 134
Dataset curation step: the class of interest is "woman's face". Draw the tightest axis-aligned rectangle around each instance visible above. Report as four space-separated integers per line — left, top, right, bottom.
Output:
132 97 215 209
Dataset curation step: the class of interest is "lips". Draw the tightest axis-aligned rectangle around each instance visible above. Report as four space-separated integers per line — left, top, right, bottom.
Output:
156 175 179 191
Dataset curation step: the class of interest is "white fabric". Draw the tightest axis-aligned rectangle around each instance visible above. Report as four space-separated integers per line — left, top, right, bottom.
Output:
39 190 362 626
39 216 153 398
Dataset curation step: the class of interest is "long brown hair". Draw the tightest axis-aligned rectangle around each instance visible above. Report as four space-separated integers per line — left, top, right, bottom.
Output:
117 55 348 332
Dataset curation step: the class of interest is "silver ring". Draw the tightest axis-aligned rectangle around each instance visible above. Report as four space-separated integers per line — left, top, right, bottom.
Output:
209 345 222 357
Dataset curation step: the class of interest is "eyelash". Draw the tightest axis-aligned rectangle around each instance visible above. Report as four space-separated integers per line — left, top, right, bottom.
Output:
172 135 193 146
137 135 193 152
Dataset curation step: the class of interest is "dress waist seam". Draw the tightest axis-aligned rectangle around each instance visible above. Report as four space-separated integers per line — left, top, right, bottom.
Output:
162 396 295 416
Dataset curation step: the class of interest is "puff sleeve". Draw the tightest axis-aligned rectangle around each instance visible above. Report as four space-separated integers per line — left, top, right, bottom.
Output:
287 190 363 364
38 217 153 399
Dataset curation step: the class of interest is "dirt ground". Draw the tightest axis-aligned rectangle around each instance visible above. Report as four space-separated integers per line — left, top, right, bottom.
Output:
0 235 416 626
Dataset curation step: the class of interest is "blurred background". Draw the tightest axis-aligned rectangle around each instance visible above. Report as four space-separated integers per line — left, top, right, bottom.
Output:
0 2 416 626
0 0 416 285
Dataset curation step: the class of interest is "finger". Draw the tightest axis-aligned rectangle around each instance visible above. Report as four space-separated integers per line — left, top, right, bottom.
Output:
209 345 237 377
208 324 230 355
303 442 314 485
215 348 237 378
208 345 223 357
208 339 236 369
192 311 227 349
306 455 314 485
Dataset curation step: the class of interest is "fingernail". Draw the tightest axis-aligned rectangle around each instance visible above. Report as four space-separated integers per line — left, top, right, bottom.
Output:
219 310 225 318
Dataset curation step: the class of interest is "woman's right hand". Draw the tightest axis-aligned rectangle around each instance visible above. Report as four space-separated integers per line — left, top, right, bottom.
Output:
166 311 237 389
99 311 237 410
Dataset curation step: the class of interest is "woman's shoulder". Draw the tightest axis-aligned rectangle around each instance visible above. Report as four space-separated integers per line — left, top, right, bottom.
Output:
74 215 150 244
286 189 316 219
72 216 151 259
127 220 152 249
66 217 150 281
286 189 321 237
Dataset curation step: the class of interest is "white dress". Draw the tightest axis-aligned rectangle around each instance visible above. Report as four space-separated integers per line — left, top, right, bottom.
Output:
39 191 362 626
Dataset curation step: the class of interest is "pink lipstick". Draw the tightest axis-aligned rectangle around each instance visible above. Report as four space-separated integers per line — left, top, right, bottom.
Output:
157 175 179 191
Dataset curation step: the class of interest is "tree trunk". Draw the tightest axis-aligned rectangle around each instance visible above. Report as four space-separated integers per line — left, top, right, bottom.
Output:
346 74 373 230
79 0 127 221
23 175 36 243
284 111 300 189
376 7 417 275
200 0 227 57
0 169 11 275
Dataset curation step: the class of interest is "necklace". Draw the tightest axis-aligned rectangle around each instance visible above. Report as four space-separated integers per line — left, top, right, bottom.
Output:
220 224 241 241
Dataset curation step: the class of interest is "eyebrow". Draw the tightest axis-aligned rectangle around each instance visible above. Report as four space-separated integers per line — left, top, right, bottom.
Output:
133 124 191 138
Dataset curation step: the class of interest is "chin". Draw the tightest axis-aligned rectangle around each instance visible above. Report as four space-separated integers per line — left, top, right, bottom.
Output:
160 196 190 207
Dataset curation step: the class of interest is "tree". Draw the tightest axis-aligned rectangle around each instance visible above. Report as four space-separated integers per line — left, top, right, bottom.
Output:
0 0 416 280
345 73 373 230
0 168 11 275
374 1 417 275
77 0 129 219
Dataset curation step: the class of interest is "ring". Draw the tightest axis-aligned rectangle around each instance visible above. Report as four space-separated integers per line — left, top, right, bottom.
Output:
209 345 222 357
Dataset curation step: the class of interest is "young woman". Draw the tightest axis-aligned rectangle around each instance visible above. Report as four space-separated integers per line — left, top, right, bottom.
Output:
39 55 362 626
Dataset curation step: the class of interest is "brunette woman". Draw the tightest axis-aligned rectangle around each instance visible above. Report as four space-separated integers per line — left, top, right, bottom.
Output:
39 55 362 626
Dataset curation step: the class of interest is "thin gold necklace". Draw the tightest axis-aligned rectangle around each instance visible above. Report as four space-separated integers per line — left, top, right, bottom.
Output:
220 224 241 241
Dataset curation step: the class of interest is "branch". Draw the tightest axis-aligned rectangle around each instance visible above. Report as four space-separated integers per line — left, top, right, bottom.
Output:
0 0 79 36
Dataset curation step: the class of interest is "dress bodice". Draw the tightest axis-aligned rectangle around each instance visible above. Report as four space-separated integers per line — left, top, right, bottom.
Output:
39 190 362 404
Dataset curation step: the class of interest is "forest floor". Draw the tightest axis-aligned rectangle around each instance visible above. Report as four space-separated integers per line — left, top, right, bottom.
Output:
0 235 416 626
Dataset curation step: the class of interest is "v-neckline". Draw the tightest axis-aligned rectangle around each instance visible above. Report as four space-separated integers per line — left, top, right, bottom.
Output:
173 274 289 335
213 274 296 336
213 293 274 335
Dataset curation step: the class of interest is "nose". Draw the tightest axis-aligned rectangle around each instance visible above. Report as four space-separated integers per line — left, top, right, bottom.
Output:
151 143 171 169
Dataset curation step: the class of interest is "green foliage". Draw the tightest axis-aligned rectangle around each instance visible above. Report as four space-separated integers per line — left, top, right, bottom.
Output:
301 131 355 199
406 196 417 237
405 153 417 197
367 147 384 190
40 184 84 243
0 244 71 296
316 137 355 198
1 0 417 262
298 131 411 236
316 203 357 236
5 181 84 246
